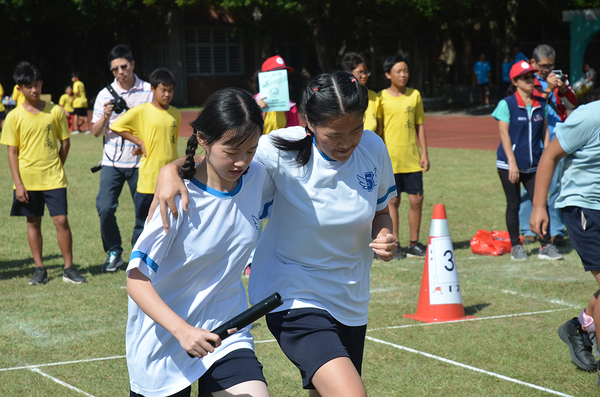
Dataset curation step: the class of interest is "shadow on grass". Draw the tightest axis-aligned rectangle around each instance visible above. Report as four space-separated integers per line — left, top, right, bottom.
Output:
0 254 63 280
453 240 472 250
464 302 491 316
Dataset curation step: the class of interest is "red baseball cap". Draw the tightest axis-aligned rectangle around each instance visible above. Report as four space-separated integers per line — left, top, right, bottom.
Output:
510 61 538 80
261 56 294 72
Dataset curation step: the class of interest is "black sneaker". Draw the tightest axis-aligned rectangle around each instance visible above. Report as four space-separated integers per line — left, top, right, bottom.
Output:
63 266 86 284
558 317 597 371
29 267 49 285
406 242 427 258
101 250 126 272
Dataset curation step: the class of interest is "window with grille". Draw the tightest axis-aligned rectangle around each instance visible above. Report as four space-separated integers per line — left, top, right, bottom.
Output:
185 27 244 76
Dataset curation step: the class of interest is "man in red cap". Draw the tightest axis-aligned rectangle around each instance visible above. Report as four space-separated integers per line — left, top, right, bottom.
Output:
255 56 300 134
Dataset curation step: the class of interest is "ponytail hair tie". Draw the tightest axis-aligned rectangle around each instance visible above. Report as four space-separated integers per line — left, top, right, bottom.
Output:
313 88 319 91
306 132 312 137
350 78 357 83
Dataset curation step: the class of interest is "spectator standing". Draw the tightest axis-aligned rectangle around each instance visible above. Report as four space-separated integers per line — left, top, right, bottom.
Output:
474 53 492 107
0 62 86 285
341 52 382 135
502 53 514 97
58 85 74 132
71 72 90 134
513 45 528 63
519 44 577 246
254 55 300 134
91 44 153 272
379 50 430 258
110 68 181 246
491 61 562 261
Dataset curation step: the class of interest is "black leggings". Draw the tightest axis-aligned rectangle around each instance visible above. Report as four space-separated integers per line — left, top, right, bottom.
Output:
497 168 551 247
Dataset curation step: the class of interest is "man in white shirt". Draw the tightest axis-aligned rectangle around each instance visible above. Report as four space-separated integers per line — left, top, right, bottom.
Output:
91 44 153 272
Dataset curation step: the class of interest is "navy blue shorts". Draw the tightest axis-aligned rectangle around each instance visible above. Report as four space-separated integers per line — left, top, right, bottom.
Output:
266 308 367 390
72 107 87 117
0 110 6 121
130 348 266 397
134 192 154 221
10 188 68 217
562 206 600 271
394 172 424 195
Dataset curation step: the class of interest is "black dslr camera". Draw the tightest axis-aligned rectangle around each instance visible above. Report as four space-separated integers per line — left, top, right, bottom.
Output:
106 85 129 114
109 96 128 114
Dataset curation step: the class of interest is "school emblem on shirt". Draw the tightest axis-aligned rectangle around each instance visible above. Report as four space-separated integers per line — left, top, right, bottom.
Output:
357 168 378 192
532 114 543 122
44 124 53 148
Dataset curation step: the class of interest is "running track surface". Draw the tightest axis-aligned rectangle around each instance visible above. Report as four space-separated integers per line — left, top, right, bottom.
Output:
178 111 499 151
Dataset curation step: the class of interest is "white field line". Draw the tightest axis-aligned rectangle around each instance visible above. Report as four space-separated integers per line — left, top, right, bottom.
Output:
365 336 575 397
0 355 126 372
367 308 569 332
29 368 96 397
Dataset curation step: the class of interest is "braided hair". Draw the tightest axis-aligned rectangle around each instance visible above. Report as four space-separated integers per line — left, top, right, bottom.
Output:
272 71 368 166
180 88 264 180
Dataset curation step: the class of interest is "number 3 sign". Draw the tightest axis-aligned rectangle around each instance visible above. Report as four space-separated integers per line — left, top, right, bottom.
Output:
428 236 464 305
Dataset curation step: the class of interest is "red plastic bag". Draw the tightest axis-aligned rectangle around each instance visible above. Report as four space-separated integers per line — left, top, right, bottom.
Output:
470 230 517 256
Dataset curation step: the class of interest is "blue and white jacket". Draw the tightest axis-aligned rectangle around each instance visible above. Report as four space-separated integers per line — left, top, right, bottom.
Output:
496 93 547 173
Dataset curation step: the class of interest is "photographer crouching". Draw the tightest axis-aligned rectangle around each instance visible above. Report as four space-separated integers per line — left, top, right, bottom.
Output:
91 44 153 273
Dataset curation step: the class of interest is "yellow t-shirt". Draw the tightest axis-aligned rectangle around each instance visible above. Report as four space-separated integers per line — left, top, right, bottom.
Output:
364 89 381 133
0 83 5 112
0 102 70 190
110 102 181 194
59 94 74 113
380 87 426 173
12 85 25 107
72 80 88 108
263 111 287 135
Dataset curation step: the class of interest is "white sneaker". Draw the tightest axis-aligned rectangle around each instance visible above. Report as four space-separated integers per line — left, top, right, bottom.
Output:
71 130 80 135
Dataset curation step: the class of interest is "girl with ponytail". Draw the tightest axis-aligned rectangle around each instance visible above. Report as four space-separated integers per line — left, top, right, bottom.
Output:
125 88 274 397
152 72 398 396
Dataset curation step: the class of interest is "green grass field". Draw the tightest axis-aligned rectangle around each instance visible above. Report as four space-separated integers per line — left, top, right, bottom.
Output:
0 134 598 396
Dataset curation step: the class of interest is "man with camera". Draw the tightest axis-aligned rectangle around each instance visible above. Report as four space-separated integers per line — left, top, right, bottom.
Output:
91 44 153 272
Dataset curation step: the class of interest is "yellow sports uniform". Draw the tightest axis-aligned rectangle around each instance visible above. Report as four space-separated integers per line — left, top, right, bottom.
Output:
12 85 25 107
0 83 5 112
364 89 381 133
380 87 426 174
263 111 287 135
59 94 74 113
72 80 88 108
110 102 181 194
0 102 70 190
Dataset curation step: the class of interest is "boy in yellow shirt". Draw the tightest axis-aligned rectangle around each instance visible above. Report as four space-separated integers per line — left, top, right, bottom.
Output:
71 72 90 134
0 62 86 285
110 68 181 246
58 85 75 131
380 51 430 258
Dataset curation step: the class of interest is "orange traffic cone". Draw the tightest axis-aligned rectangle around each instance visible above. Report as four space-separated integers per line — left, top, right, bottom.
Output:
404 204 473 323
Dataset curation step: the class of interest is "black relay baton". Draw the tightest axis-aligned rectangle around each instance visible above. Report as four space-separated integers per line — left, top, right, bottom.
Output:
188 292 283 358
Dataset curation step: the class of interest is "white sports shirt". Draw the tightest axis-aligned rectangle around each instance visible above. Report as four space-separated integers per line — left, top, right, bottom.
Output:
248 127 397 326
126 162 275 397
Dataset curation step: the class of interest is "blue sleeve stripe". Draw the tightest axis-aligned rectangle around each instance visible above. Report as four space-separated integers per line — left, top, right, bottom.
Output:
259 200 274 219
130 251 159 273
377 185 397 205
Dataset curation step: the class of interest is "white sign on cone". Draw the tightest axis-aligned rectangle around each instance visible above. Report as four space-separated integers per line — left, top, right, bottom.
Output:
428 236 463 305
